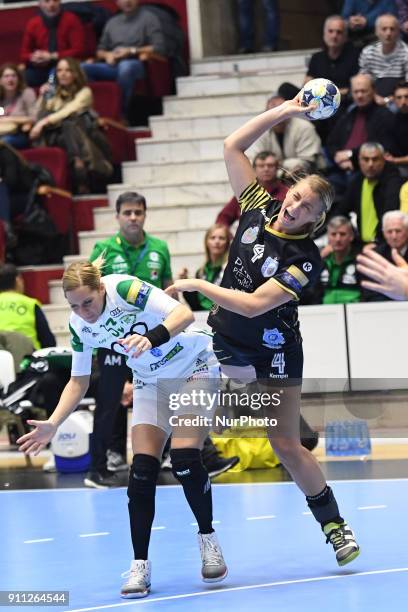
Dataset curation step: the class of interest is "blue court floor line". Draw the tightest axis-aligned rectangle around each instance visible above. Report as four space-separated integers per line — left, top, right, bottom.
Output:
66 567 408 612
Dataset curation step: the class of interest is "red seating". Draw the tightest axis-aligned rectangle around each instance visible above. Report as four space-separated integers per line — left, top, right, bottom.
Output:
21 147 70 191
20 147 73 238
89 81 122 121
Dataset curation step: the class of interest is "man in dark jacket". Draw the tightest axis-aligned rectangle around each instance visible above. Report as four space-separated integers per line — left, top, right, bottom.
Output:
327 74 396 173
333 142 404 243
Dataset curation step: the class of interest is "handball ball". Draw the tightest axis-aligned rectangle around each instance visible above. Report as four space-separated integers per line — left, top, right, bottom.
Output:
300 78 341 120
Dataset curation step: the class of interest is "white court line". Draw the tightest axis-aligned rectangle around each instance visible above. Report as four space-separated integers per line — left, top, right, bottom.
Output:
64 566 408 612
358 505 387 510
23 538 54 544
191 521 220 526
302 511 312 515
151 526 166 531
79 532 110 538
246 515 276 521
2 477 408 494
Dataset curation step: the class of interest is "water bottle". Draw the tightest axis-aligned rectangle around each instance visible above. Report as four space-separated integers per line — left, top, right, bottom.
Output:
43 71 56 101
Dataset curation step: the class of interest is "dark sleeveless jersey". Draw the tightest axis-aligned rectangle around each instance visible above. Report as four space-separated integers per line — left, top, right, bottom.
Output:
208 180 322 356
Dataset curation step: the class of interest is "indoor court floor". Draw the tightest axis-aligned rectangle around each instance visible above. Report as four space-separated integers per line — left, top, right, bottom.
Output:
2 477 408 612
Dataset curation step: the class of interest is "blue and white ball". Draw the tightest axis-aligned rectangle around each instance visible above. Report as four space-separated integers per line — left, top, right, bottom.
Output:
300 78 341 120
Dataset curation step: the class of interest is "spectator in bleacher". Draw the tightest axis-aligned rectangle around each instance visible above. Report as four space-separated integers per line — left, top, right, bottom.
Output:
383 81 408 176
216 151 288 228
304 216 361 304
326 74 396 191
82 0 165 117
333 141 403 244
30 57 112 194
178 224 231 311
237 0 280 53
305 15 360 99
359 14 408 103
342 0 397 44
20 0 85 87
0 263 56 350
250 95 324 173
361 209 408 298
0 64 37 149
395 0 408 40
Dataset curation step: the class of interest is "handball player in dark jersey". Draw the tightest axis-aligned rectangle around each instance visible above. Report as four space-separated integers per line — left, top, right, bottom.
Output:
168 93 360 567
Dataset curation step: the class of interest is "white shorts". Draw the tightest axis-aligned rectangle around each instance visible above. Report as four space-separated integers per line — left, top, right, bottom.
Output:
131 348 221 435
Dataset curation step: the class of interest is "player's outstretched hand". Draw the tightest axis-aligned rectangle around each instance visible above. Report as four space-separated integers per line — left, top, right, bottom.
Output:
17 420 57 455
357 248 408 301
165 279 201 294
118 334 152 358
283 92 317 118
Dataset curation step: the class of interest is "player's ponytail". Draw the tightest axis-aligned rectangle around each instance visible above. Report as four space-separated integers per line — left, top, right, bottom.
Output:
62 254 106 293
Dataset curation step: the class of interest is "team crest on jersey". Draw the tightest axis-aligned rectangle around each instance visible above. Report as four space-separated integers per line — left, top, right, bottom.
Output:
262 328 285 349
150 347 163 357
149 252 159 262
261 256 279 278
81 326 92 334
241 226 259 244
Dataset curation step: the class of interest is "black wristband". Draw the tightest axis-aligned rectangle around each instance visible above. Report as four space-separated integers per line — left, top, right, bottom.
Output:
144 324 170 348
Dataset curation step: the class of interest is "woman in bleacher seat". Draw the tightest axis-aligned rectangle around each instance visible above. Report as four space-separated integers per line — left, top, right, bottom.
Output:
30 57 112 194
0 63 37 149
178 224 231 311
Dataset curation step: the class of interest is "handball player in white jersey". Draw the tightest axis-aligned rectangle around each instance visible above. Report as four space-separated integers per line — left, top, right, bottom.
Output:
18 258 227 598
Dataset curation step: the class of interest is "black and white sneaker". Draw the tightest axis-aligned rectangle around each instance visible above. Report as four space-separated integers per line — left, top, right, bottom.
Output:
121 560 151 598
324 521 360 566
83 470 123 489
206 455 240 479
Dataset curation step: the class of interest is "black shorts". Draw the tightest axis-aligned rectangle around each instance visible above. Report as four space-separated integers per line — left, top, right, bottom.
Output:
213 332 303 383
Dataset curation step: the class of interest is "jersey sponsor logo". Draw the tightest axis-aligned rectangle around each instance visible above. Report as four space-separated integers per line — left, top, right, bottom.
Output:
251 243 265 263
241 226 259 244
302 262 312 272
110 307 122 318
262 328 285 349
233 256 253 289
150 347 163 357
81 326 92 334
112 255 128 274
150 270 159 281
261 256 279 278
149 251 159 262
147 261 161 269
149 342 184 371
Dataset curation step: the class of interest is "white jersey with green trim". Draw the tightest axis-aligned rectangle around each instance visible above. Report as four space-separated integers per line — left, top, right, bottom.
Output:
69 274 212 382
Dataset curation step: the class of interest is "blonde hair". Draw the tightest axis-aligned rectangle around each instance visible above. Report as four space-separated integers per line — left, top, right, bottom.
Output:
293 174 334 235
62 256 105 293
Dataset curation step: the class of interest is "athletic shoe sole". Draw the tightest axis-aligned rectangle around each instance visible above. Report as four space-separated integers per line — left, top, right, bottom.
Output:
121 587 150 599
202 568 228 583
338 547 360 567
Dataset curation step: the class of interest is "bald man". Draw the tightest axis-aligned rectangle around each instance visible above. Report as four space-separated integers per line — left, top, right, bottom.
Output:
359 14 408 103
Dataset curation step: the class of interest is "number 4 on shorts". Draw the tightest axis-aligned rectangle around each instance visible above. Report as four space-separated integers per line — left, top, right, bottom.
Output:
271 352 285 375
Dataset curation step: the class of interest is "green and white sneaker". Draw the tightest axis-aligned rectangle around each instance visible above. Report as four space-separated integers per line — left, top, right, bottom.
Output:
324 522 360 566
198 531 228 582
121 560 151 598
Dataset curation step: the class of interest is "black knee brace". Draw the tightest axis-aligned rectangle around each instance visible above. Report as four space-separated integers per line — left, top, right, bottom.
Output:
170 448 207 484
127 454 160 560
128 453 160 501
170 448 213 534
